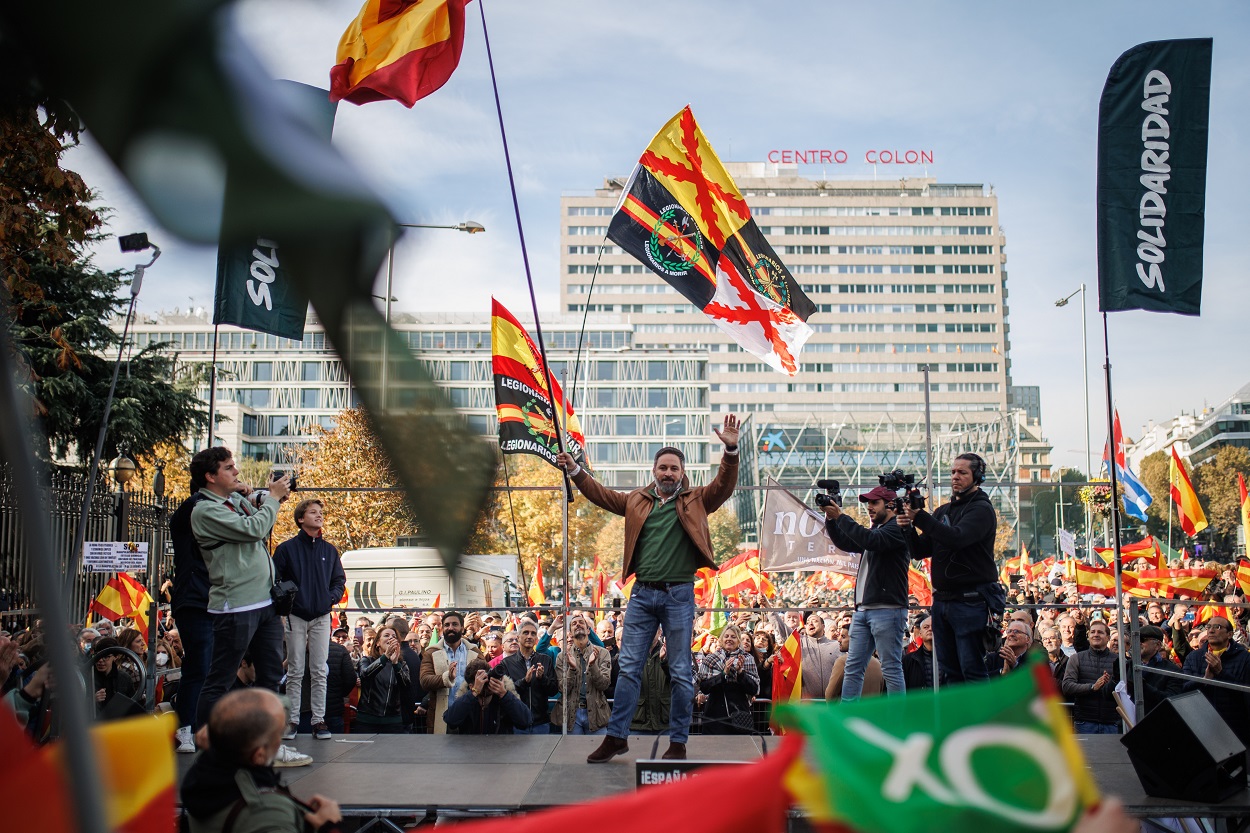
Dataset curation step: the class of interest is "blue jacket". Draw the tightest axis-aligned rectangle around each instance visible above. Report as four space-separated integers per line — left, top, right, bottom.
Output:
272 530 346 621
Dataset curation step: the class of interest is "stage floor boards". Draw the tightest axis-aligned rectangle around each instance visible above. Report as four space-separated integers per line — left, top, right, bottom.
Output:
174 734 1250 818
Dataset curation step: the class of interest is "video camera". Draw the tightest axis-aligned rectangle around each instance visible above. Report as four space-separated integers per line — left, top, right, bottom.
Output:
813 478 842 508
879 469 926 513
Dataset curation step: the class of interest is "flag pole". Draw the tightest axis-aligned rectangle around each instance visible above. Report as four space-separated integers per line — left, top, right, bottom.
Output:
1166 462 1174 558
500 453 527 607
1100 312 1129 692
478 0 572 503
206 323 220 449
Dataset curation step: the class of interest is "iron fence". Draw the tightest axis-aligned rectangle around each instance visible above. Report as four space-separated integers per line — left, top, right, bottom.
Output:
0 468 171 629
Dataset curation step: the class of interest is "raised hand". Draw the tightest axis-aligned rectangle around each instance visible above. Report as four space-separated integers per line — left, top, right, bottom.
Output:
712 414 740 448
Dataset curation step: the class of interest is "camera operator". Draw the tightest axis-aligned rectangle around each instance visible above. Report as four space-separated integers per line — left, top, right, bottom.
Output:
897 453 1003 683
444 658 531 734
820 483 910 699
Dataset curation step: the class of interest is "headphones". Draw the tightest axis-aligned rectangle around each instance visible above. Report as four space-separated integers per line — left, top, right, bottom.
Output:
957 453 986 486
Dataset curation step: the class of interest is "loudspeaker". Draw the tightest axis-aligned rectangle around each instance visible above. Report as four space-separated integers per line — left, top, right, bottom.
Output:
1120 690 1247 803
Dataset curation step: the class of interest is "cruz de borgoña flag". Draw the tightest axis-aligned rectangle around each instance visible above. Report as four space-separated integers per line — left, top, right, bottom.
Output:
492 298 586 468
330 0 470 107
608 107 816 375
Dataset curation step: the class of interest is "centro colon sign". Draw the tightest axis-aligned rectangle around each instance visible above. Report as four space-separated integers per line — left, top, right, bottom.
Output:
767 149 935 165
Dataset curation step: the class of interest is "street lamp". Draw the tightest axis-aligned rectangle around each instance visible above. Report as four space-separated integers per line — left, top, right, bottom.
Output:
1055 283 1092 562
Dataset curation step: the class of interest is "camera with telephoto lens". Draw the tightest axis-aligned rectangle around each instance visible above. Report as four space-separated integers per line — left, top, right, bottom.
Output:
271 469 297 492
813 478 842 508
879 469 926 512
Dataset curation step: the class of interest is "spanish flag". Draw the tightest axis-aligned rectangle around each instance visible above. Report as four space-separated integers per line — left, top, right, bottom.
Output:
89 572 156 633
716 550 769 598
527 559 546 607
1 710 175 833
492 298 586 470
1240 473 1250 557
1170 446 1208 537
330 0 470 107
770 631 802 731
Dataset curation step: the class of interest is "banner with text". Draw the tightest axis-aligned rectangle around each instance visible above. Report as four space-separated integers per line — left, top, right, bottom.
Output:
1097 38 1212 315
759 480 860 574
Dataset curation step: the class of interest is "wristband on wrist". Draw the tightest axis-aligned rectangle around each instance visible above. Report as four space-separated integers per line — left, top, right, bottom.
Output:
724 445 738 453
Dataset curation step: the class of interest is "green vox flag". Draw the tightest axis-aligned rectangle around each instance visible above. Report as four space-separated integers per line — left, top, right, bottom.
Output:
212 82 335 341
4 0 497 572
1097 38 1212 315
778 660 1100 833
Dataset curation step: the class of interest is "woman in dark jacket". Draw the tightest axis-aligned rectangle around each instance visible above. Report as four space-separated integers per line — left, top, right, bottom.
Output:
355 626 410 734
697 625 760 735
91 637 138 718
750 629 776 734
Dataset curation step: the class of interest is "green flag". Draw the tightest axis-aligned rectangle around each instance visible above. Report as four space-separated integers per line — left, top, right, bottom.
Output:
708 576 727 638
778 659 1099 833
1097 38 1212 315
4 0 497 571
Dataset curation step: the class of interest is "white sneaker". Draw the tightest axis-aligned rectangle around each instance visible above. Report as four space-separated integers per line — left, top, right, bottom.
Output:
274 744 312 768
175 725 195 754
281 723 298 740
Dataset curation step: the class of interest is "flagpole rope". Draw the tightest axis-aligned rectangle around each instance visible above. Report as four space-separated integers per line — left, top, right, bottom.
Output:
478 0 573 502
500 452 528 598
568 238 610 414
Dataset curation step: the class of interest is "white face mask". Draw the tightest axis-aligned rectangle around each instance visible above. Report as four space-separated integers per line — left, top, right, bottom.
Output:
156 652 169 667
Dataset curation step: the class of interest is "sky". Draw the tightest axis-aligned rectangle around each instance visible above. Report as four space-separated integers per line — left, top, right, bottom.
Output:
65 0 1250 474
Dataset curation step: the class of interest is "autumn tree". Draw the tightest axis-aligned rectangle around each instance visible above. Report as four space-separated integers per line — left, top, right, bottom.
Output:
1194 446 1250 551
277 407 418 551
1137 450 1171 539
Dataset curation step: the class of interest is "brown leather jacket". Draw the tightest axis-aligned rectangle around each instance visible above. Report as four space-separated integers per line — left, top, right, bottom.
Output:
570 453 738 578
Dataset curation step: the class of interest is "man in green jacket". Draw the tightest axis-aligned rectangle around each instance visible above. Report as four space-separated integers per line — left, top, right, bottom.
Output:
189 447 291 734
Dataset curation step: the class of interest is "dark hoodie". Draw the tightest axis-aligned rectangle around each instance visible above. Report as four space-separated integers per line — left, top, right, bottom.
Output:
904 487 999 593
180 747 283 821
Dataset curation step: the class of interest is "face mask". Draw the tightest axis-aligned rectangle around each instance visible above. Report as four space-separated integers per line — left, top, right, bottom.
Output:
156 652 169 667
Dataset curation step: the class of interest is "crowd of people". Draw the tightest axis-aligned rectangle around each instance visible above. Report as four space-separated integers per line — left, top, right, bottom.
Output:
1 436 1245 832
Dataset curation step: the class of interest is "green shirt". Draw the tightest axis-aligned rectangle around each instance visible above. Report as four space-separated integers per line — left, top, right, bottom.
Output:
634 488 699 583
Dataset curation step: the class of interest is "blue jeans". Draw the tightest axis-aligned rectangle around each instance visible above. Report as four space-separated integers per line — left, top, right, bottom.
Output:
607 582 695 743
172 605 214 730
843 608 909 700
1075 720 1120 735
932 597 990 683
572 707 606 735
514 722 551 735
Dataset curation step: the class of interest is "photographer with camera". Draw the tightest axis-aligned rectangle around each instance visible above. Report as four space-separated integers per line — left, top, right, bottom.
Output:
444 657 531 735
819 477 910 700
189 448 309 765
272 498 346 741
897 453 1003 684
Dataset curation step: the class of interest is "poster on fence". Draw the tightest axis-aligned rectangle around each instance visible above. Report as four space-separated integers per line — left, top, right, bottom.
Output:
1058 529 1077 559
759 480 860 575
83 541 148 573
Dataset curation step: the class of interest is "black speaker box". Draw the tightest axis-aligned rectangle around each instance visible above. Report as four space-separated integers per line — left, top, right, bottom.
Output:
1120 690 1247 803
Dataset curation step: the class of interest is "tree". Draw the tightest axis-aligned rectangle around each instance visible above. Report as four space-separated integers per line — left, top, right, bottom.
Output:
277 407 418 550
1194 446 1250 552
1 84 204 463
709 508 744 563
1136 450 1171 539
994 517 1017 559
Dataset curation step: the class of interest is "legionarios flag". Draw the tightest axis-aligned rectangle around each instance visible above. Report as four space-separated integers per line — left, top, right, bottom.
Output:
781 660 1098 833
330 0 470 107
1097 39 1212 315
1169 446 1208 536
607 107 817 375
492 298 586 468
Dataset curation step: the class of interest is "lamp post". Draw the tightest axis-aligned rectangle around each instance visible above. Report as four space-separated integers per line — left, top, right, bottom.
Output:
1055 284 1092 562
378 221 485 406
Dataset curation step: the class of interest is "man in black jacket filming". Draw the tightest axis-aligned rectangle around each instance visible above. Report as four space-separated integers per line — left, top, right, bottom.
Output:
898 453 1002 683
822 484 910 699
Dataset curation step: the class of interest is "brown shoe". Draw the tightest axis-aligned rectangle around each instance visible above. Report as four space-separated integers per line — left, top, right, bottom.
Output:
586 735 629 764
661 741 687 760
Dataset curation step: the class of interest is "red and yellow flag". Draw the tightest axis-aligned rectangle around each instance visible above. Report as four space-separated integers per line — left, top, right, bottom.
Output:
1133 568 1218 599
1170 446 1208 537
1094 535 1161 568
1237 560 1250 597
330 0 470 107
89 572 155 633
907 563 933 607
771 631 802 729
717 549 769 598
1240 473 1250 554
999 548 1028 587
1194 604 1232 627
527 560 546 607
1 710 175 833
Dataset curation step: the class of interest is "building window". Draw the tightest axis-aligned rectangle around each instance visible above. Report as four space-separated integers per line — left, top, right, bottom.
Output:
648 388 667 408
301 389 319 409
597 388 616 408
302 362 320 382
450 361 470 381
616 415 637 435
271 415 290 436
242 414 259 435
254 362 273 382
448 388 469 408
596 362 617 381
647 361 668 381
467 414 490 435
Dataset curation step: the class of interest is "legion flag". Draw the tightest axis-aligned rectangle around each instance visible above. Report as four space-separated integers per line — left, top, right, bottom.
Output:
492 298 587 468
1097 39 1212 315
607 107 817 375
330 0 470 107
1169 446 1208 536
779 661 1099 833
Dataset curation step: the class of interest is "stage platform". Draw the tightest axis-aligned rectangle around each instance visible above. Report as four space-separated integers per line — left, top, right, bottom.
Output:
175 734 1250 822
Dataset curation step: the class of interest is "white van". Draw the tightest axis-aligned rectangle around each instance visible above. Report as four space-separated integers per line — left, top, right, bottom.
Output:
340 547 509 611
